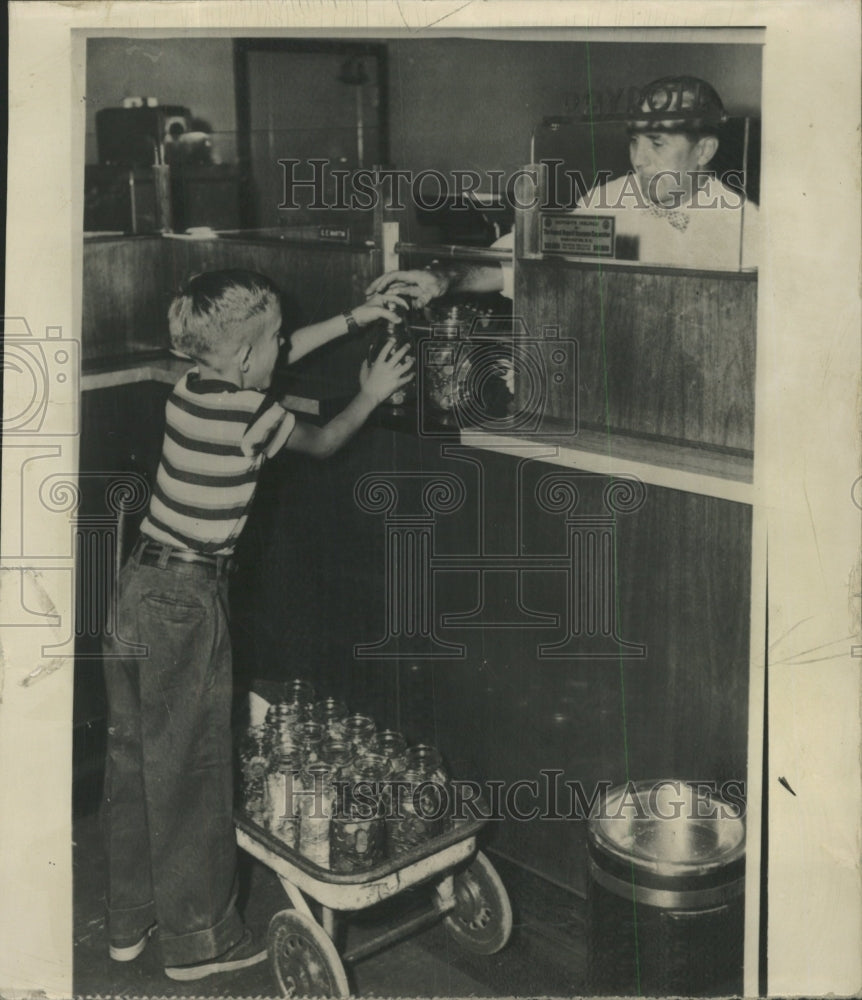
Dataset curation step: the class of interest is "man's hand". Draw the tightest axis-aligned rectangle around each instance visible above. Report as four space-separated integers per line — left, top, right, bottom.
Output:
359 338 415 405
364 269 449 308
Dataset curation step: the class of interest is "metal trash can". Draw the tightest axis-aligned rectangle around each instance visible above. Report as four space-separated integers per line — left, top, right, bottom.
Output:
587 779 745 997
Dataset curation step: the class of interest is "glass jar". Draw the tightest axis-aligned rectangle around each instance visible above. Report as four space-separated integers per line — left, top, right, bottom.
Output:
238 723 269 763
369 729 408 776
279 678 315 710
311 698 349 740
422 309 469 417
237 725 270 826
404 744 452 832
331 755 389 874
385 765 448 855
330 798 386 874
346 751 392 783
294 720 325 764
404 744 449 787
319 739 355 780
367 308 415 407
266 701 306 753
265 750 303 848
342 713 377 755
297 761 337 869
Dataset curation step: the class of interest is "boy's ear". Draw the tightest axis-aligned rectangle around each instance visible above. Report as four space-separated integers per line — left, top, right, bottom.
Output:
240 343 253 373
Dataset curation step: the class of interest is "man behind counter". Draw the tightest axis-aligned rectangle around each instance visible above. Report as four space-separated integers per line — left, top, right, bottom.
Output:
366 75 759 305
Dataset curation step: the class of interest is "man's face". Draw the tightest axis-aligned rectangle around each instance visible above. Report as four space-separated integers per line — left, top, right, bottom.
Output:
628 130 713 207
242 302 284 391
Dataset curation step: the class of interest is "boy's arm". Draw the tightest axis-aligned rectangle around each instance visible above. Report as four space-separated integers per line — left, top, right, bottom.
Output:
284 294 408 364
282 340 414 458
284 314 351 365
282 391 378 459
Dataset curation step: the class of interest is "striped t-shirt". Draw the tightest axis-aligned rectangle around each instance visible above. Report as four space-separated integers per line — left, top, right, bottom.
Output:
140 370 296 555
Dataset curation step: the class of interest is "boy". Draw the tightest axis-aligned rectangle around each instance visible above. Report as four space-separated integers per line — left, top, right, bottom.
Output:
100 270 412 981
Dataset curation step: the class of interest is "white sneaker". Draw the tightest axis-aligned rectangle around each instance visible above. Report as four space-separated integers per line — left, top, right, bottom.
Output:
109 922 157 962
164 930 267 981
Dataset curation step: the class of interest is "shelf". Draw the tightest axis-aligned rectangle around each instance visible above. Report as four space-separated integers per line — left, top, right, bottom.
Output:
459 426 753 504
80 356 319 416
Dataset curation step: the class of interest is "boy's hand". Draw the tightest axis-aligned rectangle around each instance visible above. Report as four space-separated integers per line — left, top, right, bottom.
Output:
359 338 415 405
350 292 409 329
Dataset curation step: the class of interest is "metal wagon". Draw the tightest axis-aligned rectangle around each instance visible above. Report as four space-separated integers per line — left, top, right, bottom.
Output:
235 812 513 997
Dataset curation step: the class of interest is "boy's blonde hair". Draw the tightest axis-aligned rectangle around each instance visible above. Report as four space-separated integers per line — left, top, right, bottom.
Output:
168 270 281 361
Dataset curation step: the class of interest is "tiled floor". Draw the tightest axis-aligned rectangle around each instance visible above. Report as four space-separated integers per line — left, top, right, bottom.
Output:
73 810 586 998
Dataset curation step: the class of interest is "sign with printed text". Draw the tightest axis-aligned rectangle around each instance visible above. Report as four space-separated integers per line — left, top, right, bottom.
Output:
540 213 615 258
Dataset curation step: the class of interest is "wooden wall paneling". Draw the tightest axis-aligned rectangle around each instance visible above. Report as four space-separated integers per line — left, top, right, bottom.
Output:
516 260 757 452
417 456 752 892
82 237 172 361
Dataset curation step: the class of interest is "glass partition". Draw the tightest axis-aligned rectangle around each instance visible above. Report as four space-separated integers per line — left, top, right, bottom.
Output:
525 114 759 271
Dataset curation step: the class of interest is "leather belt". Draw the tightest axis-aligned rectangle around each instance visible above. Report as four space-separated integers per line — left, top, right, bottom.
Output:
134 538 237 576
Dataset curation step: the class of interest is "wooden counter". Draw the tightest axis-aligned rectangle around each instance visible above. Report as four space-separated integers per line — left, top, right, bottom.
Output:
515 257 757 454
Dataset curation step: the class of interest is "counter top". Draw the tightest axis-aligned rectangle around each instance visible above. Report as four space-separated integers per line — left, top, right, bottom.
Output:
460 427 753 505
81 355 320 416
81 357 751 504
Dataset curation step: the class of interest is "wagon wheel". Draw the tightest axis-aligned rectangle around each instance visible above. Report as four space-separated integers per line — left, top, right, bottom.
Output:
442 850 513 954
267 909 350 998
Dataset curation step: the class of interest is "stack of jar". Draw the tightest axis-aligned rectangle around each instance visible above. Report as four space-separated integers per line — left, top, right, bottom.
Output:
236 681 452 873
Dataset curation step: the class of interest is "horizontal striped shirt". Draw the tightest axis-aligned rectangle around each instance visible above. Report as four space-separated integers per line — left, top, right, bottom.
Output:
140 370 296 555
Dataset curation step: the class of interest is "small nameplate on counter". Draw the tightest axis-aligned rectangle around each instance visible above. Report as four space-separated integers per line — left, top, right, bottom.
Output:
318 226 350 242
540 214 615 258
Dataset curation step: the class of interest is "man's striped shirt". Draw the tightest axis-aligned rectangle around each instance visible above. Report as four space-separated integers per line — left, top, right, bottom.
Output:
140 371 295 555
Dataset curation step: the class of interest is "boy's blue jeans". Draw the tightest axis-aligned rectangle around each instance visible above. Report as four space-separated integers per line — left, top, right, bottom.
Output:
101 543 245 966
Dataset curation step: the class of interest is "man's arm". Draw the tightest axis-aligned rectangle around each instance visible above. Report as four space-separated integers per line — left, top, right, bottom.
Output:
365 233 514 306
364 261 504 307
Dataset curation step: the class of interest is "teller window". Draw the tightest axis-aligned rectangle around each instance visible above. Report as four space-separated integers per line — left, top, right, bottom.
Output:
529 115 760 272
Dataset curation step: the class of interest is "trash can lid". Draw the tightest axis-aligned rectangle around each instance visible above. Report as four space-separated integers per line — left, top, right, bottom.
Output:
588 779 746 878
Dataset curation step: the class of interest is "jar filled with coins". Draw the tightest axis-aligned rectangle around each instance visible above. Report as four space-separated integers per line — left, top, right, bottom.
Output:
265 749 303 849
237 724 270 826
297 761 338 869
330 754 389 873
311 698 349 741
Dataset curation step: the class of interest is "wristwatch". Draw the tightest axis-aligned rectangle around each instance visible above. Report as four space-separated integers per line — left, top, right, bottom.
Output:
343 310 361 335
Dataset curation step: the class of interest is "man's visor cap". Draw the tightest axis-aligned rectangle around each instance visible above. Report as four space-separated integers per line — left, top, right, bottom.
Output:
626 76 728 135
